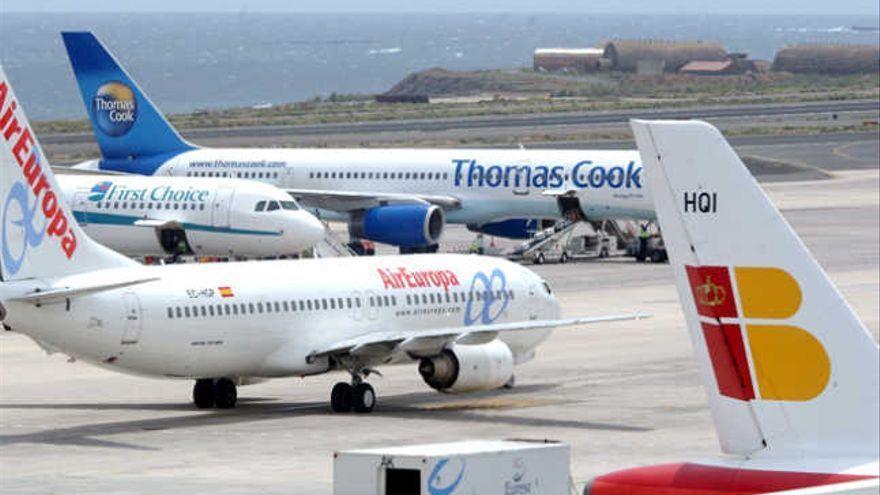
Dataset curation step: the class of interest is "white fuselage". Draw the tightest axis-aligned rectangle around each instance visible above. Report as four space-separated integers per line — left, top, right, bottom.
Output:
56 175 325 257
2 254 557 380
87 148 653 225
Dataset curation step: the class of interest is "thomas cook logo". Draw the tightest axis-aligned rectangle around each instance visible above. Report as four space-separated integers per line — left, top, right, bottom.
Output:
427 457 465 495
686 265 830 402
92 81 136 137
2 182 47 276
89 181 112 201
464 268 510 326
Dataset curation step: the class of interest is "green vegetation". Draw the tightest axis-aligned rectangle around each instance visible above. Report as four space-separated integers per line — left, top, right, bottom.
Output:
32 71 878 135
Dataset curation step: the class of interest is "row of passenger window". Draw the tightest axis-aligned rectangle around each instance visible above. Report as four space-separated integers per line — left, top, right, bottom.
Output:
186 171 281 180
94 201 206 211
166 289 515 320
309 170 449 181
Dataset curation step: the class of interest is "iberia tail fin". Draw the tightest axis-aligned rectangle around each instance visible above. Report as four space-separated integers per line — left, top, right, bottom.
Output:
0 65 135 281
61 31 194 169
630 119 879 459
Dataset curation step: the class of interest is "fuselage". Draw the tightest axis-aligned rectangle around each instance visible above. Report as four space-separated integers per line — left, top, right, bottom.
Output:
56 174 325 257
2 254 557 380
82 148 654 225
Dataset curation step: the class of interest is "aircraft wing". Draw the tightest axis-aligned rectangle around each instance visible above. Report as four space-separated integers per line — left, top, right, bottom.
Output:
308 312 650 362
285 188 462 212
51 165 131 176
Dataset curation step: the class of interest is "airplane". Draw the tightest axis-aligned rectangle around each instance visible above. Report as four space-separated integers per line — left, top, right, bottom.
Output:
584 120 879 494
61 31 654 254
0 67 646 413
56 174 325 258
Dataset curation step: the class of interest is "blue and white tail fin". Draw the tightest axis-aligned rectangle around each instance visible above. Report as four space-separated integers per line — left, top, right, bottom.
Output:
61 31 194 166
0 65 135 281
631 119 879 460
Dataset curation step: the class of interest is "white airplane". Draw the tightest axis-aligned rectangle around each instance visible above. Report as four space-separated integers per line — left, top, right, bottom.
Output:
0 68 645 413
584 120 879 494
56 174 325 258
62 31 653 253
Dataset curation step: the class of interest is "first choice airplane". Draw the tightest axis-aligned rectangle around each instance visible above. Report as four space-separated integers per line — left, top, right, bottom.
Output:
62 31 654 253
0 68 645 412
57 174 325 258
584 120 879 494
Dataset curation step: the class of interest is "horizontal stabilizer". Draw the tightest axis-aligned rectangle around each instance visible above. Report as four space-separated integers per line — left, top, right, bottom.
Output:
9 277 160 305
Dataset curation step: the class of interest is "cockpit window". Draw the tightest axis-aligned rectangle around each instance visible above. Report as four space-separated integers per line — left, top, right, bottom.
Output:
267 201 280 211
280 201 299 211
255 201 266 212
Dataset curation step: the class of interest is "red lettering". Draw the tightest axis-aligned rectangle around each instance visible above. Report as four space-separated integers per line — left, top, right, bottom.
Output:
378 269 395 289
47 210 68 238
31 172 49 198
21 152 40 184
41 190 58 218
61 231 77 259
11 127 32 167
2 115 21 141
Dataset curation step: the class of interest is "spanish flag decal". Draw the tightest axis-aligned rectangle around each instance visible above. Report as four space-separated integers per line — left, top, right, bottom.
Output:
219 286 235 298
685 265 830 402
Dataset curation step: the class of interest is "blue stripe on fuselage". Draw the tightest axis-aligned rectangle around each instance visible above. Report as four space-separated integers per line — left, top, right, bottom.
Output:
72 211 281 236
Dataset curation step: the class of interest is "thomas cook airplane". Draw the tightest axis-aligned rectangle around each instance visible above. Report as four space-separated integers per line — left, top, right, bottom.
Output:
584 120 879 494
57 174 325 258
0 67 646 412
62 31 654 253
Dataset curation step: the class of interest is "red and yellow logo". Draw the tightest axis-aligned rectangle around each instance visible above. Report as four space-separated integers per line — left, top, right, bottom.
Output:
218 286 235 298
686 266 830 402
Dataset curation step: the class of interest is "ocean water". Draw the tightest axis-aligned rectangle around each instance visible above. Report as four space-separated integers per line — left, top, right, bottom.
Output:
1 12 877 120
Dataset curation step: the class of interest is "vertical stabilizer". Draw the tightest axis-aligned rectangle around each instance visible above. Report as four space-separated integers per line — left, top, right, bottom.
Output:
630 119 879 459
0 66 135 281
61 31 194 163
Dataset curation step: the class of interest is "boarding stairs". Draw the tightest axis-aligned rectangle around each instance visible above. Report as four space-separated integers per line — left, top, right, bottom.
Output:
510 218 580 257
311 220 356 258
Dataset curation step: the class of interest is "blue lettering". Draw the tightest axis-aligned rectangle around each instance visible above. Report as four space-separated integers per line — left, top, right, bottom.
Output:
533 166 548 188
589 166 607 188
626 161 642 189
607 166 625 188
467 160 483 187
452 159 468 187
486 165 503 187
548 166 565 188
571 161 591 189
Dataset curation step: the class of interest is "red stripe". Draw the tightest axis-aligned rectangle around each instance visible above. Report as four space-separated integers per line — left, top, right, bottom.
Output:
588 462 877 495
702 322 755 401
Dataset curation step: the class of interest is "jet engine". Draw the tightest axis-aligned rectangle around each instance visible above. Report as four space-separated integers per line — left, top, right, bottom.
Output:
418 340 514 393
349 204 444 248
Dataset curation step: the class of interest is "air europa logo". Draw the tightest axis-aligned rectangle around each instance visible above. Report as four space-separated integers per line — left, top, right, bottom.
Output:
92 81 137 137
686 265 830 402
378 267 460 291
427 457 465 495
465 268 509 326
0 80 77 268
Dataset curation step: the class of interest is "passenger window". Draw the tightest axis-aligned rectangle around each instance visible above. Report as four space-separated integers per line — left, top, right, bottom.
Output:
283 301 289 312
445 293 451 303
184 307 191 318
422 294 428 304
306 300 313 311
208 306 215 317
174 203 179 210
255 201 266 212
347 298 352 308
355 298 361 308
300 301 306 311
369 297 375 307
248 303 255 314
329 299 336 310
384 295 390 306
406 294 411 305
476 292 482 301
167 307 174 319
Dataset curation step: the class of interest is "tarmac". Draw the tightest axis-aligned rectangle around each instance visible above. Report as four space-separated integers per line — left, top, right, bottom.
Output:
1 143 878 493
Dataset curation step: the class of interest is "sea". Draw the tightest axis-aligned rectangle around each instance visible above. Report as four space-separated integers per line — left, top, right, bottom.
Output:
1 12 878 120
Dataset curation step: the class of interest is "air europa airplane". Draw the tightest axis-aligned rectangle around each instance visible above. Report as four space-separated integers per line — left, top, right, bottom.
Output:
62 32 654 253
584 120 879 494
56 174 325 257
0 69 645 412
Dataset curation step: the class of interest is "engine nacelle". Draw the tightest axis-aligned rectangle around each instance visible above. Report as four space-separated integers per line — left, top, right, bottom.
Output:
418 340 514 393
350 204 445 247
469 218 557 240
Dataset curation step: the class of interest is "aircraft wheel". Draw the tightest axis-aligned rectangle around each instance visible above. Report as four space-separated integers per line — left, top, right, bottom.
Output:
330 382 353 413
560 252 569 264
193 379 215 409
214 378 238 409
503 375 516 389
352 383 376 413
535 253 545 265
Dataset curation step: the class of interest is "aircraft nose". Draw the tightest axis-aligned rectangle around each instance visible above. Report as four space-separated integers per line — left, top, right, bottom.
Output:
296 213 326 250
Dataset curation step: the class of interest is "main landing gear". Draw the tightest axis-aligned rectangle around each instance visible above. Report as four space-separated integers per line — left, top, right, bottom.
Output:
330 373 376 413
193 378 238 409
